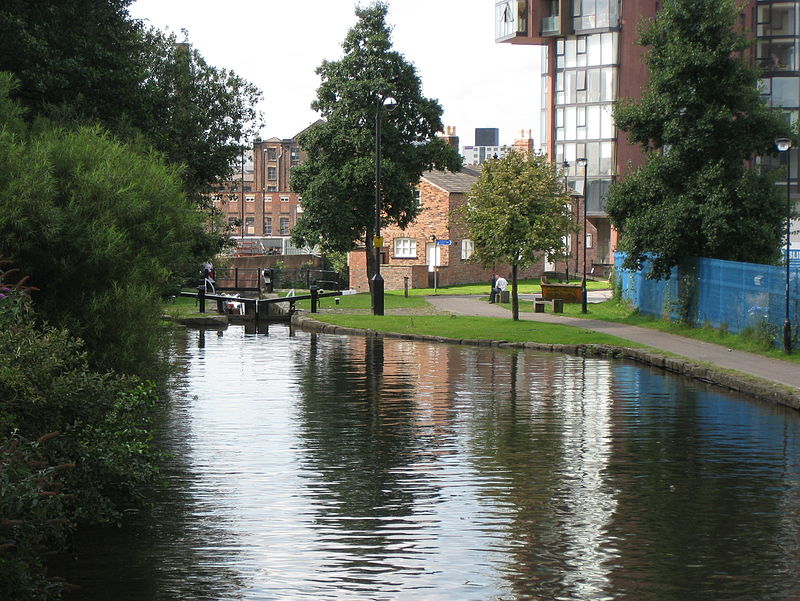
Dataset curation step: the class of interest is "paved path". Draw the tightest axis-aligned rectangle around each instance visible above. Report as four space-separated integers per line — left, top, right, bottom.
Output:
425 295 800 392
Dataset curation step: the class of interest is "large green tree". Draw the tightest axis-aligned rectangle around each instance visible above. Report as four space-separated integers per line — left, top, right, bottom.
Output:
0 1 262 200
290 2 461 286
0 75 209 375
458 151 574 320
606 0 791 279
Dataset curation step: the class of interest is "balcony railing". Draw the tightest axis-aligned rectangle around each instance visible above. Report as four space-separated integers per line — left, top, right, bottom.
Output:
496 0 528 42
542 15 560 36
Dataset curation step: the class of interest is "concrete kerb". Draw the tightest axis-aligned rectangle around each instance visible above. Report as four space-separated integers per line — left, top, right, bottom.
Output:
292 311 800 411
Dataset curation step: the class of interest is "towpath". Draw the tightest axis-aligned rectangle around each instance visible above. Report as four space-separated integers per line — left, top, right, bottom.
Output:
425 295 800 392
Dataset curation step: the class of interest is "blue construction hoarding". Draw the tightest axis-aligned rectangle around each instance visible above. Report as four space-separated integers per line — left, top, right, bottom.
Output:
614 252 799 346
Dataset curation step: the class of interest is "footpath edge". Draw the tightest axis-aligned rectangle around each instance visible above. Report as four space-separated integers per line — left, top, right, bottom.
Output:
292 312 800 411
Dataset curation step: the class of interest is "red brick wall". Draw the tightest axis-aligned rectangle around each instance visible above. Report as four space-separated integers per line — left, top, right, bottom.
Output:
348 178 548 292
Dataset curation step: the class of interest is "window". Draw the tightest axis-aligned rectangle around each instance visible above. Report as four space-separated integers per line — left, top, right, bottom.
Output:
280 195 290 202
461 239 474 260
279 217 290 236
267 186 277 192
576 70 587 91
267 148 277 161
586 233 593 249
263 217 272 235
245 194 255 202
245 217 255 235
393 237 417 258
268 167 277 181
265 195 273 203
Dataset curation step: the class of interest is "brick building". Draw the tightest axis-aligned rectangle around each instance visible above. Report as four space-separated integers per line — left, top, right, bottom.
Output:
210 124 318 255
347 144 592 292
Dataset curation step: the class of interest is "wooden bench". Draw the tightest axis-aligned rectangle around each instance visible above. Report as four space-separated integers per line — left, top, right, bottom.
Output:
540 283 583 303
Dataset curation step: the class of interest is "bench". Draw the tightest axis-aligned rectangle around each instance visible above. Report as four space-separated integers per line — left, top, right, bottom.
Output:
540 283 583 303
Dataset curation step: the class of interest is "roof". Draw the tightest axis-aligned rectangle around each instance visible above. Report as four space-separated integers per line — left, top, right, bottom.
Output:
421 165 482 193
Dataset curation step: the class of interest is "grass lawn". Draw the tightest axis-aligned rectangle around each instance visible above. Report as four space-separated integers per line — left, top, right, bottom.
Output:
510 297 800 364
163 294 205 318
405 277 610 297
312 313 647 348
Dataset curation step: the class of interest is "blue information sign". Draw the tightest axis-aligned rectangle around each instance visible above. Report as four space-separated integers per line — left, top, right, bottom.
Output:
436 239 452 246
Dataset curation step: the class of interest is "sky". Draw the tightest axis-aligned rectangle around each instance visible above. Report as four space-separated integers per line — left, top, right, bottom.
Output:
128 0 542 148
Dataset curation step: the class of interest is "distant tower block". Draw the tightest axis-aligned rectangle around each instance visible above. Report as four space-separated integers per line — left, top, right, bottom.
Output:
475 128 499 146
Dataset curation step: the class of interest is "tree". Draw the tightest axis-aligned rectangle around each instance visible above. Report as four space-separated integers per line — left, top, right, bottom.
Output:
134 28 262 200
458 151 574 320
290 2 461 289
606 0 791 280
0 1 262 202
0 76 210 375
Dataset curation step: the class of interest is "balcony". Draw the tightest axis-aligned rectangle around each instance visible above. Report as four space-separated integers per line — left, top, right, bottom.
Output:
542 15 560 36
495 0 528 42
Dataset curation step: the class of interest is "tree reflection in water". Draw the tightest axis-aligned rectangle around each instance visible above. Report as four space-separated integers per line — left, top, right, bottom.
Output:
55 326 800 601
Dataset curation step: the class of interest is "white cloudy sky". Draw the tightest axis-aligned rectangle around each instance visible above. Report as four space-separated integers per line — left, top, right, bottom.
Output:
128 0 542 147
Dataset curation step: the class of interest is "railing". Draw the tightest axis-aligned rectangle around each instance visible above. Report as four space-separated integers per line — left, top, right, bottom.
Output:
180 287 342 320
212 267 343 291
542 15 560 35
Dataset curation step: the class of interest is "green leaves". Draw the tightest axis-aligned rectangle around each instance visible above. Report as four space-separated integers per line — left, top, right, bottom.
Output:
0 85 206 374
459 151 574 272
608 0 790 278
291 1 461 260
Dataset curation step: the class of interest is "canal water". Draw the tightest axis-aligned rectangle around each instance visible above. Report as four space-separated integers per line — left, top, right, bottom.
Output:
61 325 800 601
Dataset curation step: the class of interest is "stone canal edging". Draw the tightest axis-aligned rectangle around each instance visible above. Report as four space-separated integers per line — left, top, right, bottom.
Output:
292 312 800 411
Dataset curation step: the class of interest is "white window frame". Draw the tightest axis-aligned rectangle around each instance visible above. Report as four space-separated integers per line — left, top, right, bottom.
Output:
245 194 255 202
393 237 417 258
280 195 290 202
461 239 475 260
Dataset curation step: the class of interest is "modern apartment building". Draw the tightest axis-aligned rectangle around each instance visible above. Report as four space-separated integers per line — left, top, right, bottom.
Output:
496 0 800 265
210 126 316 255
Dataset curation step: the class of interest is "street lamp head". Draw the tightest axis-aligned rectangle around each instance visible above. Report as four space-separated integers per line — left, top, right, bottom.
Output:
577 157 588 168
775 138 792 152
561 161 570 170
382 96 398 112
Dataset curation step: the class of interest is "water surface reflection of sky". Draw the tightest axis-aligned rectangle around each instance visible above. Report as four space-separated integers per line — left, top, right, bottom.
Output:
61 325 800 601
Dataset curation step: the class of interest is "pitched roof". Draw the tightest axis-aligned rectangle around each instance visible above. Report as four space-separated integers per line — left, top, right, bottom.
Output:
421 165 482 193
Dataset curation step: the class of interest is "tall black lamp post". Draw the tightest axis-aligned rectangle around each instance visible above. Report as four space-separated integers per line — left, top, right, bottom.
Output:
373 95 398 316
577 157 588 313
775 137 793 353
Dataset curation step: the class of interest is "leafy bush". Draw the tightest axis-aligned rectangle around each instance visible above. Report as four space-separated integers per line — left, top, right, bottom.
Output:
0 75 208 375
0 265 163 598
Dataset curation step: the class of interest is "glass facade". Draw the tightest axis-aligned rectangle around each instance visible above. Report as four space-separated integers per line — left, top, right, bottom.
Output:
757 0 800 215
552 32 619 216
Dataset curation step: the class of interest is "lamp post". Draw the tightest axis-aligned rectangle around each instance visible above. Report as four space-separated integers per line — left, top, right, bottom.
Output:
373 95 398 316
577 157 588 313
775 137 793 353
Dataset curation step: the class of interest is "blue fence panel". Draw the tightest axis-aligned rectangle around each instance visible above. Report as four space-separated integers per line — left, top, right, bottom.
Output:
615 253 800 346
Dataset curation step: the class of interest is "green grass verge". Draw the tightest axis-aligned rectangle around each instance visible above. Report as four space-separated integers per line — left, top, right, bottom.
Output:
513 297 800 364
405 277 609 296
163 294 205 318
311 313 647 348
